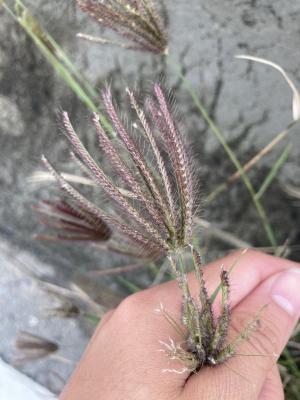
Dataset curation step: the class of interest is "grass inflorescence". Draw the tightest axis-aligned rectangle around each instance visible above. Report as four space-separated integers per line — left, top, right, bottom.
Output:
76 0 168 54
40 83 263 373
40 84 196 260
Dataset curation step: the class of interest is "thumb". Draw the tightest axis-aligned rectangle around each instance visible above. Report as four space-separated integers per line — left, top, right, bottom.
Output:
184 267 300 400
258 366 284 400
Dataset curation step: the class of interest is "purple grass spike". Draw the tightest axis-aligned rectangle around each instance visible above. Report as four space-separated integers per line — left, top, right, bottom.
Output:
92 112 168 235
61 111 168 248
153 83 194 243
101 88 171 223
76 0 168 55
40 154 164 255
126 88 177 236
39 84 196 256
33 199 112 241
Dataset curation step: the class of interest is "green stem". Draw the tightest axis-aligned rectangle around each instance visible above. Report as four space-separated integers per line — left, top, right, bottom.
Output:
117 277 141 293
83 313 101 325
3 1 112 132
207 120 298 202
255 144 291 200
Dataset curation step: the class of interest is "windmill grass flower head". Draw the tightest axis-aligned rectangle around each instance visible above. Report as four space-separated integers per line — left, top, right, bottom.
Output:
40 83 195 259
38 84 263 374
236 55 300 121
76 0 168 54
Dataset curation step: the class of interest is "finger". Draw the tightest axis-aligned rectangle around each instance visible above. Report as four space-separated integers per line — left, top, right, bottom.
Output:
258 365 284 400
98 309 115 329
185 268 300 399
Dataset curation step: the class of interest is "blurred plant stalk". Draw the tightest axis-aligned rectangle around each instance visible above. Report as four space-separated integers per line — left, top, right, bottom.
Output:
2 0 112 131
207 126 295 203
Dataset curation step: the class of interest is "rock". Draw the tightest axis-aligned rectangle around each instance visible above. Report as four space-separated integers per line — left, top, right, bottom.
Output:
0 96 24 136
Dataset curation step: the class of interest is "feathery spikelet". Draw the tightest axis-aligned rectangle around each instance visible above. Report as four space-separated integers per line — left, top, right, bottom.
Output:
33 199 111 241
76 0 168 54
13 331 59 366
40 84 195 259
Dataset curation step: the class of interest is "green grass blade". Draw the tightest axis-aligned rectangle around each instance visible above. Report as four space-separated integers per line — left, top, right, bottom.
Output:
117 277 141 293
16 0 98 100
83 313 101 325
4 1 111 131
282 348 300 379
255 144 291 201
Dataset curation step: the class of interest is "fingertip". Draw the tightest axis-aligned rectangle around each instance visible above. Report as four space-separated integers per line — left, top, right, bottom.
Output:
271 268 300 318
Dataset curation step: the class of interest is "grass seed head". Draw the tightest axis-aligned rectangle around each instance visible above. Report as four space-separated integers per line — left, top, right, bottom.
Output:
76 0 168 54
40 84 195 259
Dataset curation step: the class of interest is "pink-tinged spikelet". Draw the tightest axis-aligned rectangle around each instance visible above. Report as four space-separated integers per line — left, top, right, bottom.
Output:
76 0 168 54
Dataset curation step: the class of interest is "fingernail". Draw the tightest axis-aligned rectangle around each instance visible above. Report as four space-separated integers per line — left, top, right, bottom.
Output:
272 268 300 316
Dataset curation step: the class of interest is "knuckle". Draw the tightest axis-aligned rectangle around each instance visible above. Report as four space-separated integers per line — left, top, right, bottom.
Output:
115 291 148 321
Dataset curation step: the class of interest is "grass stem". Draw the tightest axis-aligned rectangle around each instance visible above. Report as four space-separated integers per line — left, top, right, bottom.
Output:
3 1 112 131
208 121 297 202
255 144 291 201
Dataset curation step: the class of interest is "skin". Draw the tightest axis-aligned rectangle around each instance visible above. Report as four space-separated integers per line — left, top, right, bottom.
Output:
60 250 300 400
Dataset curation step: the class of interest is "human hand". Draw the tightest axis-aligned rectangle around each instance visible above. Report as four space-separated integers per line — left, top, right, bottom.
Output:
59 250 300 400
